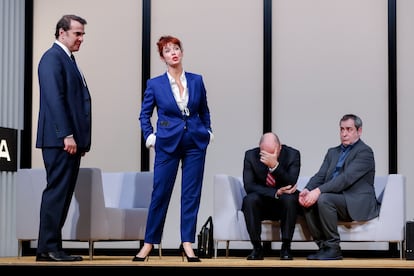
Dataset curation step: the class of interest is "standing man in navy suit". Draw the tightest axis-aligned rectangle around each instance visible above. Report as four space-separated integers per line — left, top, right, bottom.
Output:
299 114 379 260
134 35 213 262
242 132 301 260
35 14 91 262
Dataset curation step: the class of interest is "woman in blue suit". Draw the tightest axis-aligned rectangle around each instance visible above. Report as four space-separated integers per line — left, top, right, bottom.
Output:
133 35 213 262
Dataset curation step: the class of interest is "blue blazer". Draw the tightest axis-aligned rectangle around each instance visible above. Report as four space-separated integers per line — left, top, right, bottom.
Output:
36 43 91 152
139 72 212 153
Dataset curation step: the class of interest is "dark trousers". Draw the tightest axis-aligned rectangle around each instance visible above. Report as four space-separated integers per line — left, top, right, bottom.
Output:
242 191 300 248
302 192 352 249
37 148 81 253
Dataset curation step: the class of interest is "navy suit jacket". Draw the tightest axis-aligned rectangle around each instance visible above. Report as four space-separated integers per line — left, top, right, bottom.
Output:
243 144 301 199
304 139 379 221
139 72 212 153
36 43 91 152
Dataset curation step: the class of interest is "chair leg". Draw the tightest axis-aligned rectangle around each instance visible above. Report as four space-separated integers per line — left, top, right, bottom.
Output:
89 241 94 260
17 240 22 258
158 243 162 258
226 240 230 258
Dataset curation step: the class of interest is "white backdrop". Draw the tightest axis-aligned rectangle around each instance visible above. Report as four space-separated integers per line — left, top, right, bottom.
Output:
31 0 414 250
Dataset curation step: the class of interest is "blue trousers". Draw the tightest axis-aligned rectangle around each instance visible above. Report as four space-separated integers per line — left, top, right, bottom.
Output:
144 131 207 244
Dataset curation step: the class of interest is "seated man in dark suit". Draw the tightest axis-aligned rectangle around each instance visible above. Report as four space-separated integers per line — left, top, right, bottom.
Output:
242 132 301 260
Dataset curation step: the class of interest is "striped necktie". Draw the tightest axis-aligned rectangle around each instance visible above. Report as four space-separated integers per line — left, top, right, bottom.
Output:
266 172 276 187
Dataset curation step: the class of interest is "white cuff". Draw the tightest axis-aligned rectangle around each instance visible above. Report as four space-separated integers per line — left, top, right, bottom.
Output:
269 163 278 172
208 130 214 143
145 133 156 148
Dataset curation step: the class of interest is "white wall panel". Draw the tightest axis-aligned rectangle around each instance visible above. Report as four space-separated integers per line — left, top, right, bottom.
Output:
0 0 25 257
31 0 142 172
150 0 263 249
25 0 413 253
273 0 388 177
397 0 414 221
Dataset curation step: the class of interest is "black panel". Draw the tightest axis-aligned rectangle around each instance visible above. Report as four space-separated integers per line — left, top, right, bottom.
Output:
141 0 151 172
388 0 397 173
406 221 414 260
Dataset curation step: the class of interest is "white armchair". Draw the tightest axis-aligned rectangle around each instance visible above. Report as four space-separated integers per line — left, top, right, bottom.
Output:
213 174 406 258
16 168 155 260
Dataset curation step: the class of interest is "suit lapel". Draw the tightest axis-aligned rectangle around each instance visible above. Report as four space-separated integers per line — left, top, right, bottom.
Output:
185 72 195 109
53 43 83 83
325 147 341 180
343 140 361 165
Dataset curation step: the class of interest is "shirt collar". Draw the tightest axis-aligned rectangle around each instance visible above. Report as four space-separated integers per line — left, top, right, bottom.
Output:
166 70 186 85
54 40 71 58
341 139 359 150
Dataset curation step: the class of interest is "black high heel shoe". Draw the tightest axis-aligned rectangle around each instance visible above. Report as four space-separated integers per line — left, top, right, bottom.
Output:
179 244 201 262
132 244 153 262
132 255 149 262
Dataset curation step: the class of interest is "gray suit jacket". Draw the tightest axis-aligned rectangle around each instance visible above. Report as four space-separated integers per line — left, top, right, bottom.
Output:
304 139 379 221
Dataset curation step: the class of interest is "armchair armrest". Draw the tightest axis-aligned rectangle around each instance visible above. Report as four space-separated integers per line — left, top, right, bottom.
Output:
375 174 406 241
213 174 248 241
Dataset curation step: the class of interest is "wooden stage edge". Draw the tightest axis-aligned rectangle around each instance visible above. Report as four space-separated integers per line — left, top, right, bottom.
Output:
1 255 414 272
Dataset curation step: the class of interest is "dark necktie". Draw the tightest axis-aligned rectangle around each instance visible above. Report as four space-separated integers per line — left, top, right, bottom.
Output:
70 54 86 86
70 54 80 71
331 145 352 179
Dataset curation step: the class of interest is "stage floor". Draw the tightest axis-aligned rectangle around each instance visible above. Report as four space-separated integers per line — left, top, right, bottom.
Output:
1 255 413 272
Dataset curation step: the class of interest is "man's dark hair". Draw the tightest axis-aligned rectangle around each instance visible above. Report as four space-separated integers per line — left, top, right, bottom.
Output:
340 114 363 129
55 14 87 39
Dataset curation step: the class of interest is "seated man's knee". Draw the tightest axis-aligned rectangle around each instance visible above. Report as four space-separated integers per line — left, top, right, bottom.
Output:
317 193 330 206
243 193 261 205
280 193 298 206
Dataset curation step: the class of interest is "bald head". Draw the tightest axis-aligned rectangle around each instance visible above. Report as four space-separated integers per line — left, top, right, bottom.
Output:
259 132 280 153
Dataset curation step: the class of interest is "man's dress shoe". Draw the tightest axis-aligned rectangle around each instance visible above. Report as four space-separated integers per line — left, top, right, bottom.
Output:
280 248 293 260
36 251 83 262
280 242 293 260
307 247 324 260
307 247 342 260
246 248 264 260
